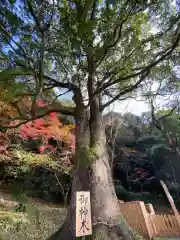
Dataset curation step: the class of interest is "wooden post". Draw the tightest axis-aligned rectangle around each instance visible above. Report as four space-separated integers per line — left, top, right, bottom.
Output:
147 203 155 215
147 203 157 236
139 201 153 239
160 180 180 231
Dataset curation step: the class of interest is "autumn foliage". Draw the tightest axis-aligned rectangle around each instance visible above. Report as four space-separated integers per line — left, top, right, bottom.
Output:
19 111 75 153
0 99 75 156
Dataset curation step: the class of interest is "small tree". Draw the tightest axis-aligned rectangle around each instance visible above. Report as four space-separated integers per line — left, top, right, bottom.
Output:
150 102 180 153
0 1 180 239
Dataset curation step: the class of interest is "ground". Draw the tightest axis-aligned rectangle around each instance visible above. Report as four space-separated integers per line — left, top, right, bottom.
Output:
0 188 66 240
0 188 177 240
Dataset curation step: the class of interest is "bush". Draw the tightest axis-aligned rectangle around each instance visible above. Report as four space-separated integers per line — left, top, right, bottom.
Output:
0 150 72 204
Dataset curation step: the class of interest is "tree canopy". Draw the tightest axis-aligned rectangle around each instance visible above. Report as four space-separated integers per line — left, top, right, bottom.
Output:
0 0 179 123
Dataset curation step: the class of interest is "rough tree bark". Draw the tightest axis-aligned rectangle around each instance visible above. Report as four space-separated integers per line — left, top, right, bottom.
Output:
48 77 133 240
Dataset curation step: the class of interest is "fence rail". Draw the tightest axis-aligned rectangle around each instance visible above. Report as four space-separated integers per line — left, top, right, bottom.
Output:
153 214 180 237
119 201 180 239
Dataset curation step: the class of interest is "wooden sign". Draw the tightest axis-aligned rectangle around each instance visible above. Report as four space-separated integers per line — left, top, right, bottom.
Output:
76 191 92 237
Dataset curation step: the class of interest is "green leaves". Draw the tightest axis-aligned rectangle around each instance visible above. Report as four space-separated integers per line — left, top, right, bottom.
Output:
0 67 32 81
1 8 22 34
8 0 16 4
0 67 32 101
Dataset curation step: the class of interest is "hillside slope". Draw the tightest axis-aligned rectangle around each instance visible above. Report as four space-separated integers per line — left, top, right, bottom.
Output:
0 189 66 240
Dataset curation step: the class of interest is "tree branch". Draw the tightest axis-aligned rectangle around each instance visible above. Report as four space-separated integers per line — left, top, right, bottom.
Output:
95 1 165 69
44 75 78 91
51 90 71 104
15 92 35 97
97 28 180 96
34 103 75 118
0 24 33 66
27 0 43 33
158 103 180 122
43 0 55 32
90 0 98 20
150 99 180 155
100 71 149 111
96 2 131 67
2 102 75 130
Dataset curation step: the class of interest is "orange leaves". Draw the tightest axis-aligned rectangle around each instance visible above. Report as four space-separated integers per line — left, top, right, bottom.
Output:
0 97 48 125
0 99 76 155
0 101 19 119
18 107 75 153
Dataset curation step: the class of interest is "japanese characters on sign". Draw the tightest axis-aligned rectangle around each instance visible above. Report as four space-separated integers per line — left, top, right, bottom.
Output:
76 191 92 237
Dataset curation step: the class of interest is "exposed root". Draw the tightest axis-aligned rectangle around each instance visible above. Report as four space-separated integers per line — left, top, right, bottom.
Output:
47 222 140 240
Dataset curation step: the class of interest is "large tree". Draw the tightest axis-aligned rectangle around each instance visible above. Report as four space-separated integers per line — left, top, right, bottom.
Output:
0 0 180 239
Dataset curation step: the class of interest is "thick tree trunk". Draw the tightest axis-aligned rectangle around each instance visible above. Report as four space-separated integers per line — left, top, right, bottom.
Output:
48 150 132 240
48 89 134 239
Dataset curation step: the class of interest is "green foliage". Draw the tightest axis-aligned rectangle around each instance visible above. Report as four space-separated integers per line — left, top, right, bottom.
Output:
0 67 32 105
11 186 28 205
107 110 180 202
136 135 171 157
136 135 161 146
148 143 171 156
9 0 16 4
0 211 28 233
0 203 67 240
0 67 32 80
13 149 56 168
0 147 72 203
115 184 133 201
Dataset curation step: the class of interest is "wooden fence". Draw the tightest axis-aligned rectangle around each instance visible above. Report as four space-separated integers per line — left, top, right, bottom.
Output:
152 214 180 237
119 201 180 239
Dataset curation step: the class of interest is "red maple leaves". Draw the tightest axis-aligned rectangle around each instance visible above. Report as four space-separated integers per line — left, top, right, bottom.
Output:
19 112 75 154
1 99 76 155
